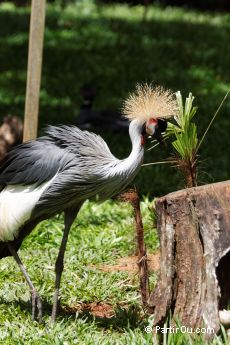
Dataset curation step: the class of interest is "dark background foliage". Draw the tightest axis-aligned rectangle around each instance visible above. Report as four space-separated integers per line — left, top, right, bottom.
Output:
1 0 230 11
101 0 230 11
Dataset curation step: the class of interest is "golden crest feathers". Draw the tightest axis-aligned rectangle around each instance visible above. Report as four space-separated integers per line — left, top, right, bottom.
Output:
122 83 178 121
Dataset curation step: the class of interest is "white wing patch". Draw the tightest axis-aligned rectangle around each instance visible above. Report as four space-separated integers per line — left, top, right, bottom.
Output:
0 177 56 242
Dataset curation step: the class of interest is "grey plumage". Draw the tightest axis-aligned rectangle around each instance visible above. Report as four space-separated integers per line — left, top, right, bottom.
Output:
0 121 144 259
0 125 114 186
0 123 143 222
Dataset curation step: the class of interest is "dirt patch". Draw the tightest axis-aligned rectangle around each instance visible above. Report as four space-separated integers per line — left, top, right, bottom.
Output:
65 302 115 318
90 253 160 273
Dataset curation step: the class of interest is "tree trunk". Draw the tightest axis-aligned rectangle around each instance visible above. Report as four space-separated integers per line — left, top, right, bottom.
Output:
148 180 230 340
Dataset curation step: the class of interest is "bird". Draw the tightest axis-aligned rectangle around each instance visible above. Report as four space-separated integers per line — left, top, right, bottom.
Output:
76 83 129 132
0 83 178 322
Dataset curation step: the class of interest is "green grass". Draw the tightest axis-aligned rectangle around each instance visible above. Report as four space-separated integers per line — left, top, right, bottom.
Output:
0 1 229 195
0 199 228 344
0 199 155 344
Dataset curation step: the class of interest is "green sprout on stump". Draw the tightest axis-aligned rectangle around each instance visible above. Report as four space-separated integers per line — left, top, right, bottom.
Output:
166 90 229 188
168 92 198 188
145 89 229 189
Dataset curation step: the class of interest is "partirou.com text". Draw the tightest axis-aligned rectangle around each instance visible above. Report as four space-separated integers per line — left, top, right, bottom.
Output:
144 325 215 334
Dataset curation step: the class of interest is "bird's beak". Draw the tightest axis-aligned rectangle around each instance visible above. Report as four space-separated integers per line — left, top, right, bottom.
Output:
152 127 163 143
153 119 167 143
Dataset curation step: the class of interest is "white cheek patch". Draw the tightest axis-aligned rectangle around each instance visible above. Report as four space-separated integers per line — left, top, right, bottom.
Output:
0 177 56 242
146 124 155 136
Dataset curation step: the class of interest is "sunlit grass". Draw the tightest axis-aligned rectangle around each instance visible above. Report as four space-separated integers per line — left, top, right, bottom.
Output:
0 199 156 344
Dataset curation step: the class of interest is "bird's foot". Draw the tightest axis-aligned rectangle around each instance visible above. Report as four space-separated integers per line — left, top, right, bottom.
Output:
31 289 43 322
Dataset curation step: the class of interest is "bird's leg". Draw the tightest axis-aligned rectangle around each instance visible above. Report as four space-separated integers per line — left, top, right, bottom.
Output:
51 208 78 323
7 243 42 322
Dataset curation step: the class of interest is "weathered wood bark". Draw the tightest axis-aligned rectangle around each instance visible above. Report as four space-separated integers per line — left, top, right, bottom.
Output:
148 180 230 340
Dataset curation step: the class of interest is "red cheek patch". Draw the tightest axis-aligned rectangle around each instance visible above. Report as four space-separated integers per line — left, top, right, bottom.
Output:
141 135 146 146
147 118 157 125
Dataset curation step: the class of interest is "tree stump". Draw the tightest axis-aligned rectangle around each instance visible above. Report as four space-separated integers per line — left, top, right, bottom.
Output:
148 180 230 340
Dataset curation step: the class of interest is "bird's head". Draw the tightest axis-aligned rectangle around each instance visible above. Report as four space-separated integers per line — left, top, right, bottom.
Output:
142 118 167 144
123 83 178 145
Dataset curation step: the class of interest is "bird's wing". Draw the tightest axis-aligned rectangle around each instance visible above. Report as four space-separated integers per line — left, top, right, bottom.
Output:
0 125 117 188
0 139 74 186
44 125 116 162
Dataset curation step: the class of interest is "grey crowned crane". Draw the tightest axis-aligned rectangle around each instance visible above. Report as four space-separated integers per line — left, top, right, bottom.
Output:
0 84 178 322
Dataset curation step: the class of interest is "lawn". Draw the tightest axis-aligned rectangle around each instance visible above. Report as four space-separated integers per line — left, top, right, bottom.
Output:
0 199 155 345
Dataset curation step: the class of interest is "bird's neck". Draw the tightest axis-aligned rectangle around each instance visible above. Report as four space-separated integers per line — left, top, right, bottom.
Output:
128 118 145 162
115 119 145 176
